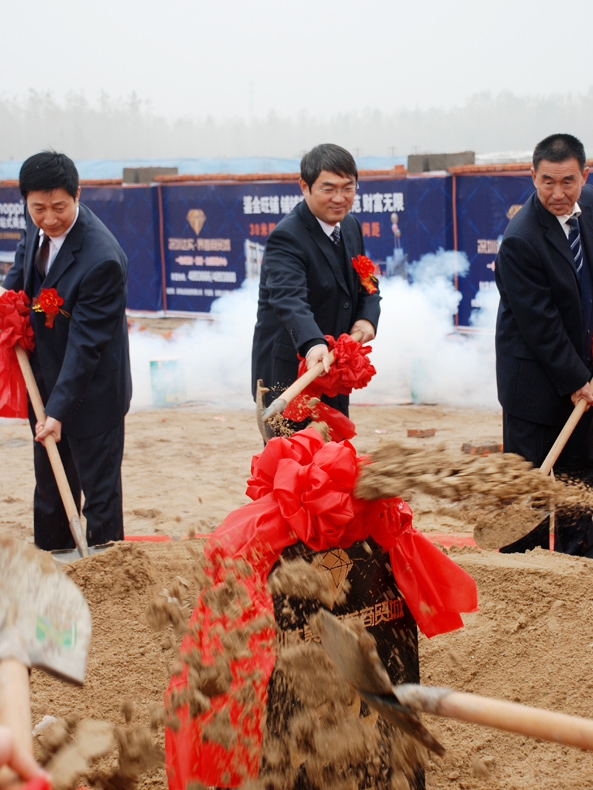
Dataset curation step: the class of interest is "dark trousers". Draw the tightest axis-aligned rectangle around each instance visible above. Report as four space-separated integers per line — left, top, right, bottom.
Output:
500 410 593 557
29 412 125 551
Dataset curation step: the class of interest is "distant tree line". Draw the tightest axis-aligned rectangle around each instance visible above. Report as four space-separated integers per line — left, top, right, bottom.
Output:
2 88 593 161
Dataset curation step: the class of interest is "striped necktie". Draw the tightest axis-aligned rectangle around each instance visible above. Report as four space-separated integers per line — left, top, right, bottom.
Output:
330 226 341 246
567 216 584 278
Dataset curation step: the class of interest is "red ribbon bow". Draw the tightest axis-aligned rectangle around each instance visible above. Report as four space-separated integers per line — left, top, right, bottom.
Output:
32 288 69 328
352 254 379 294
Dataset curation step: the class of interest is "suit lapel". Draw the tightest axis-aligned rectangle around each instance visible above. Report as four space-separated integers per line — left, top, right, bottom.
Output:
298 201 351 296
340 219 358 296
25 227 40 294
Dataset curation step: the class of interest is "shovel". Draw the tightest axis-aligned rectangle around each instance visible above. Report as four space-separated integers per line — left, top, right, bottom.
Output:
14 346 89 558
315 609 593 756
474 381 592 550
0 537 91 788
261 330 364 423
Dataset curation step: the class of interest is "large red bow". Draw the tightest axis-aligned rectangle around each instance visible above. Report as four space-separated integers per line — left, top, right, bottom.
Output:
0 290 35 418
283 333 376 439
165 429 477 789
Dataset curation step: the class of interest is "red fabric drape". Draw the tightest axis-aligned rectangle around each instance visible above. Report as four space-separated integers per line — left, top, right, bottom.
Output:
165 428 478 789
0 290 34 418
282 397 357 442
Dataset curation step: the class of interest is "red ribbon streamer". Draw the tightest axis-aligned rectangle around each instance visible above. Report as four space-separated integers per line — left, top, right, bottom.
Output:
165 428 477 789
282 397 356 441
0 290 35 419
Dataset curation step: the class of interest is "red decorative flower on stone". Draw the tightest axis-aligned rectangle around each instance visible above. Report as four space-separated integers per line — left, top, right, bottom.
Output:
352 254 379 294
32 288 70 328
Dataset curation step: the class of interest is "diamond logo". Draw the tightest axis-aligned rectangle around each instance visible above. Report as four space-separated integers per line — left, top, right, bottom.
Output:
312 549 353 605
187 209 206 235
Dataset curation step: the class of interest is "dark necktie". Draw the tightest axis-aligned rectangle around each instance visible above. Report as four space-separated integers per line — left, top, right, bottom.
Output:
567 216 584 279
35 234 51 281
330 226 341 246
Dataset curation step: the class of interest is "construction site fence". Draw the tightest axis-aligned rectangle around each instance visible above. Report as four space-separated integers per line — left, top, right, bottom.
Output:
1 165 573 327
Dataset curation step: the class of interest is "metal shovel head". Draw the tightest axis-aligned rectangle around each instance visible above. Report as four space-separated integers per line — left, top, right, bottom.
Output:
51 542 112 564
360 691 446 756
473 495 551 550
314 610 445 755
313 609 392 695
0 537 91 685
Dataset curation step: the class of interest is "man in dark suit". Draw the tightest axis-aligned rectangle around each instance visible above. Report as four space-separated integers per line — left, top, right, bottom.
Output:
252 143 380 421
495 133 593 555
1 151 132 551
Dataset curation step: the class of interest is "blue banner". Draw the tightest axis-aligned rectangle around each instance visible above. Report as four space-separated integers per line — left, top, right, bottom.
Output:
454 173 534 326
159 176 451 314
7 169 583 321
0 187 25 285
80 185 163 313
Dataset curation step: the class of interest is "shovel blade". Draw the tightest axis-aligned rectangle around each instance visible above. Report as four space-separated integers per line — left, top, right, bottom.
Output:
314 610 445 755
0 537 91 685
361 692 446 756
314 609 393 695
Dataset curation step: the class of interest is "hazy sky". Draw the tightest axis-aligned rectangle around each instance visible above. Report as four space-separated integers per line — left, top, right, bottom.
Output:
4 0 593 121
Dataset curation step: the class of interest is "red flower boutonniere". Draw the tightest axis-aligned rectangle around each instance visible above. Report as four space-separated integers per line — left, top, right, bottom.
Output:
32 288 70 328
352 254 379 294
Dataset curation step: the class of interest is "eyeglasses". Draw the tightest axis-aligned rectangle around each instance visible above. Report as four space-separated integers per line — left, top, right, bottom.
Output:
312 184 359 196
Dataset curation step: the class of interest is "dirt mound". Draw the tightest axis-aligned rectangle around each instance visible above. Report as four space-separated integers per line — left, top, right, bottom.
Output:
25 537 593 789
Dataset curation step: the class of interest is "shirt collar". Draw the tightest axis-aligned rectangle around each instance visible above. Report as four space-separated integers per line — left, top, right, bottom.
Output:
316 217 340 237
557 202 581 229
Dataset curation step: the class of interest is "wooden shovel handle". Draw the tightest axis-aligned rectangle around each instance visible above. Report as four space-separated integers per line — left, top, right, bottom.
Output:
540 375 593 477
396 684 593 750
14 346 89 557
434 689 593 751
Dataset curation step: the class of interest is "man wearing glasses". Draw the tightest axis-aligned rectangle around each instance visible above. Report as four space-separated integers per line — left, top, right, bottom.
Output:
252 143 380 421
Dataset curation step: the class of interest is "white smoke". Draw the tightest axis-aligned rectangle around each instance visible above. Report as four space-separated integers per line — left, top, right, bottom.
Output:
353 250 499 408
128 250 500 412
129 282 258 411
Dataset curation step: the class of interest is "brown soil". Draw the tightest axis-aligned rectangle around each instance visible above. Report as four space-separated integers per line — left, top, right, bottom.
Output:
3 402 593 787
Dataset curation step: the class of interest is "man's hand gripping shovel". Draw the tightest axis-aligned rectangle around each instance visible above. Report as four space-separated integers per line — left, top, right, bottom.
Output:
474 376 593 549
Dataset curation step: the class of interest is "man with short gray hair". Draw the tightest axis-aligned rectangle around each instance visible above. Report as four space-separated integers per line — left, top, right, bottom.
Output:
495 133 593 555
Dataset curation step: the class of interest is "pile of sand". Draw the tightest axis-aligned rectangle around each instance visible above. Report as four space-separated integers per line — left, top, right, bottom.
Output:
0 401 587 787
26 537 593 790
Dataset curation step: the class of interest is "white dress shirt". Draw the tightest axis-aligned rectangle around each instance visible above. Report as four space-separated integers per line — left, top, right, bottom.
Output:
557 202 581 239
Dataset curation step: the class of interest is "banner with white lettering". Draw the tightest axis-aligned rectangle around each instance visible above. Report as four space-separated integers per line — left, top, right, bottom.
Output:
454 174 534 326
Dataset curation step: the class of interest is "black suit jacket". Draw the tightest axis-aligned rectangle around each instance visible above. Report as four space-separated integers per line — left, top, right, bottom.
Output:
251 199 381 399
495 184 593 426
4 203 132 438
